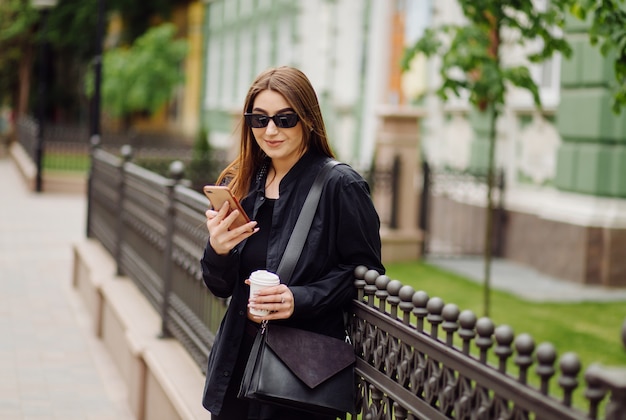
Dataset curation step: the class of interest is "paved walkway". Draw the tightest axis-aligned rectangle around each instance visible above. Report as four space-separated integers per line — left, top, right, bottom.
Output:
427 257 626 302
0 156 134 420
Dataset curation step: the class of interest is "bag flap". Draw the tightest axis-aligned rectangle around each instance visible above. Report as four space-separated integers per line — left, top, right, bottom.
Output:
266 325 355 389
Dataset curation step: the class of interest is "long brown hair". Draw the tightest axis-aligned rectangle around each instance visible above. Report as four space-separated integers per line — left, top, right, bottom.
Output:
217 66 335 199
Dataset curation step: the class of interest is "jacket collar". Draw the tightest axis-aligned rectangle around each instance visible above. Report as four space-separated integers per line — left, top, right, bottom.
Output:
278 150 327 192
249 150 329 199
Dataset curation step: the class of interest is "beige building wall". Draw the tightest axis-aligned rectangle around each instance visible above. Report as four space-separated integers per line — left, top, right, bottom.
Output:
180 2 204 138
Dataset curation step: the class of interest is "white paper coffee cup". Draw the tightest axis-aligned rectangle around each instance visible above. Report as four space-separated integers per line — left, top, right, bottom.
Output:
248 270 280 316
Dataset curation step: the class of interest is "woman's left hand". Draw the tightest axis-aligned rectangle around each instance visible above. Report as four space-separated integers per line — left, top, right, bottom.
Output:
246 281 294 320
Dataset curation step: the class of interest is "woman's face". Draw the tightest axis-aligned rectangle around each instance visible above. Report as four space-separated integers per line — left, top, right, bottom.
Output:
250 89 305 168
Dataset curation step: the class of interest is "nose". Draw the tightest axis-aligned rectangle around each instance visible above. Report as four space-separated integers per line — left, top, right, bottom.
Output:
265 119 279 134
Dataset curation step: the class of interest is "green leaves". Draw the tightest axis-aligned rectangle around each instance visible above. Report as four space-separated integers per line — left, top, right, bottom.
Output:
570 0 626 113
403 0 626 114
0 0 39 104
86 23 188 118
504 66 540 105
401 1 576 317
402 0 572 111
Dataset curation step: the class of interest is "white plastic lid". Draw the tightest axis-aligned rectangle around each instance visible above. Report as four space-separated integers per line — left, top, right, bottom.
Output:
249 270 280 285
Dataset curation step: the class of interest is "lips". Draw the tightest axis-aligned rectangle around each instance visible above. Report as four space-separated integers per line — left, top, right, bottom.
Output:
264 140 283 147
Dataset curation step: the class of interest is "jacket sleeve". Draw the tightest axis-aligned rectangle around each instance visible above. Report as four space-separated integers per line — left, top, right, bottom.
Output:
200 241 240 298
289 168 385 319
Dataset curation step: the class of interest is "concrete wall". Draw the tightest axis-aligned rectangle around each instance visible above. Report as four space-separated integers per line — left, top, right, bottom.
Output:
428 196 626 287
72 239 209 420
504 211 626 287
9 142 87 194
374 106 424 263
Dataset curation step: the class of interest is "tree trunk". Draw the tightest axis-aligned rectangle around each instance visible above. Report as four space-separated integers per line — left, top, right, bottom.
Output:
482 17 501 318
483 105 498 318
16 42 34 118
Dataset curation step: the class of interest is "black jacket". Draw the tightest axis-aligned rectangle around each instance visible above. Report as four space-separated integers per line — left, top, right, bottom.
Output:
200 151 384 414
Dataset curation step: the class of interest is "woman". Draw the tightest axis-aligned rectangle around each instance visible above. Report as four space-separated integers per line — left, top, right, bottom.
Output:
201 66 384 419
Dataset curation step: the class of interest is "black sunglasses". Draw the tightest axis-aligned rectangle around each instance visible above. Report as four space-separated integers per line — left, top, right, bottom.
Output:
244 113 300 129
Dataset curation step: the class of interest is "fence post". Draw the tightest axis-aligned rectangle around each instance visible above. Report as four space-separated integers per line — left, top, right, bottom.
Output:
115 145 132 276
160 160 185 338
34 8 52 193
493 168 506 256
85 134 100 238
419 161 430 256
389 155 400 229
584 319 626 420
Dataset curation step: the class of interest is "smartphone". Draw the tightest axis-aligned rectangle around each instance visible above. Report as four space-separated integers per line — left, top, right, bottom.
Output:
203 185 251 229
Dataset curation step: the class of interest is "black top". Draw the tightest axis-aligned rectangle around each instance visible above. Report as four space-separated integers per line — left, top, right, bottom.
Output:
239 198 275 281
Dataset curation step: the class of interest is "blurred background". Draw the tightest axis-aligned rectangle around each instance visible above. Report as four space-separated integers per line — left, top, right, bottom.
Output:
2 0 625 286
2 1 626 418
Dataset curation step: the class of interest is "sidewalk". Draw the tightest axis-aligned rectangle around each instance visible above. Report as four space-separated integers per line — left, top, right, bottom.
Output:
0 156 134 419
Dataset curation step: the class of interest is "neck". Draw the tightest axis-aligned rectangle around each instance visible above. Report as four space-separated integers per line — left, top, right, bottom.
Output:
265 150 306 198
270 149 306 178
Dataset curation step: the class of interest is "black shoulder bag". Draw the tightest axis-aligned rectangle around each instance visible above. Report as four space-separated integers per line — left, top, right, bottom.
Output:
238 160 356 417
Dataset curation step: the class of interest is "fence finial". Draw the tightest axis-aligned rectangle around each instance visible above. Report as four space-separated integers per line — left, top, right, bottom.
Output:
412 291 429 332
120 144 133 160
494 325 514 372
169 160 185 180
536 342 557 395
89 134 100 148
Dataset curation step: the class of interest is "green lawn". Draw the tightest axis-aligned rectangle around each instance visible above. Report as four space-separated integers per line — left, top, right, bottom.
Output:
43 151 90 172
383 260 626 413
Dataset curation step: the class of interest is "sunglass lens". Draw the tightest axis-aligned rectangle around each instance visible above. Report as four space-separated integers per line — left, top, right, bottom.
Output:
253 115 269 128
275 114 299 128
244 113 299 128
244 114 268 128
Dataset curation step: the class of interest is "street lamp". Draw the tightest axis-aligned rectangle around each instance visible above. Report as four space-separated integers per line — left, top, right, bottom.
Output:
86 0 105 237
90 0 105 141
31 0 58 192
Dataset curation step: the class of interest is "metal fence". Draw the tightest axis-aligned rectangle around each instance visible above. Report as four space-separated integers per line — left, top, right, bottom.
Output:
15 117 226 190
86 146 625 419
351 268 625 419
420 161 506 257
87 146 225 369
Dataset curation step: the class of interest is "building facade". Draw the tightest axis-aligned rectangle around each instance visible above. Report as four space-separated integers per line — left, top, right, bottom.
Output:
199 0 399 171
412 0 626 286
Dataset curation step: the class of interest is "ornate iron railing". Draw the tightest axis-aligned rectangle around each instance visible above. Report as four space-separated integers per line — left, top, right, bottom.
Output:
86 146 626 419
351 266 626 419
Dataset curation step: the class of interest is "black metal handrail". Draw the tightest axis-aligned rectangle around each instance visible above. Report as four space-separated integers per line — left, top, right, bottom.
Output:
350 267 626 419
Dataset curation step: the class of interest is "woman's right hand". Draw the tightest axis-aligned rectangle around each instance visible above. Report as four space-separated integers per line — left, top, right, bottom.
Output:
206 202 258 255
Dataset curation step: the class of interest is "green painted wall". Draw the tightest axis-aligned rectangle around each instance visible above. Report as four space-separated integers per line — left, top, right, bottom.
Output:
463 15 626 198
554 22 626 197
199 0 299 139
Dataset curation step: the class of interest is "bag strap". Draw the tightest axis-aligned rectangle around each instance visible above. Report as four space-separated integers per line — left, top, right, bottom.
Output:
276 159 340 282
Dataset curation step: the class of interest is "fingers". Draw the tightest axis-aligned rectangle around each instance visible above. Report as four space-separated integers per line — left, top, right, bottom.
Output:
210 223 258 255
248 285 294 320
206 202 250 231
206 203 258 255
